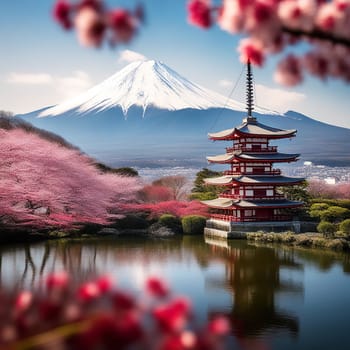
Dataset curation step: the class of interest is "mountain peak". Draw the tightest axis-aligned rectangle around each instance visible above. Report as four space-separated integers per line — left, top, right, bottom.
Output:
40 60 275 117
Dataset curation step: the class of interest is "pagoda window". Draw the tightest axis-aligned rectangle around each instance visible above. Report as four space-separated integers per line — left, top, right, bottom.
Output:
266 189 274 196
246 189 254 196
239 189 244 196
252 144 261 151
244 209 255 217
254 189 266 197
252 167 265 174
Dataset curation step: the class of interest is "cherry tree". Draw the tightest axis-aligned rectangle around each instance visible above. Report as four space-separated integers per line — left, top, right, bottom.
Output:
152 176 189 201
129 200 208 219
308 179 350 199
138 184 174 203
0 128 141 229
187 0 350 86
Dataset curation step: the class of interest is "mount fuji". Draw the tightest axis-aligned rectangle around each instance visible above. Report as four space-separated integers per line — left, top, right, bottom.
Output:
39 60 274 117
19 60 350 167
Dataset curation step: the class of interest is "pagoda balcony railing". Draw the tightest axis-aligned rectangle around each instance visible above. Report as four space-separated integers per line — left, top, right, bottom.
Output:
223 169 282 176
210 214 292 222
220 193 285 200
226 145 277 153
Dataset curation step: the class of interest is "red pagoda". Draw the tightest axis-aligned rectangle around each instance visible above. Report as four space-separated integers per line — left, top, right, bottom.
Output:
203 62 304 237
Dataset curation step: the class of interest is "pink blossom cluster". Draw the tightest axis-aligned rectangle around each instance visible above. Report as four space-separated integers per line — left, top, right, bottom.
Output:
53 0 144 47
139 184 174 203
0 128 141 229
187 0 350 85
0 272 230 349
129 200 209 219
308 180 350 199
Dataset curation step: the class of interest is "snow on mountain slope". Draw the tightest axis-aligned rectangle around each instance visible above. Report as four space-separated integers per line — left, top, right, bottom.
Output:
40 60 276 117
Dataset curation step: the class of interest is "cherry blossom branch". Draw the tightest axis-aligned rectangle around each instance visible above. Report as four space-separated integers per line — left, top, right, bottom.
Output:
187 0 350 86
282 26 350 48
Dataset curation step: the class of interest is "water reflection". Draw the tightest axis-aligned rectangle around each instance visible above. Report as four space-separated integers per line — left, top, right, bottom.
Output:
0 236 349 349
203 237 301 345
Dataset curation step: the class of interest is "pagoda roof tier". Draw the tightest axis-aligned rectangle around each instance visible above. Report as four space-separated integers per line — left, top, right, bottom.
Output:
207 152 300 164
204 175 304 186
208 117 296 141
202 198 303 209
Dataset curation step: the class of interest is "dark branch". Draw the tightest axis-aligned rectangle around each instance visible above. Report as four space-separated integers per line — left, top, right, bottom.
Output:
282 26 350 48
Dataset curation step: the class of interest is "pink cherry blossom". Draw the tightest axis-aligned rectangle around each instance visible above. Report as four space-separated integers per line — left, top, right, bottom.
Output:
53 0 73 29
74 6 106 47
146 277 170 298
153 297 192 333
15 291 33 313
46 271 70 291
208 316 231 336
187 0 213 29
108 9 137 44
303 51 329 78
78 282 101 302
218 0 245 33
274 54 303 86
238 38 265 66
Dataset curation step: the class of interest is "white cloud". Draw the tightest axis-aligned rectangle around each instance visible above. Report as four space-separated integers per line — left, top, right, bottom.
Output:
218 79 233 88
118 49 147 64
255 84 306 113
7 73 53 85
3 71 94 113
56 71 93 100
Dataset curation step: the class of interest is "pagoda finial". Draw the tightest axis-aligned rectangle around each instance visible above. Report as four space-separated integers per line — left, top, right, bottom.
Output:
246 59 254 118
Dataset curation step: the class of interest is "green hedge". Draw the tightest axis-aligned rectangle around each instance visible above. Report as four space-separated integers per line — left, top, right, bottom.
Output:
181 215 207 235
311 199 350 209
319 206 350 223
159 214 181 230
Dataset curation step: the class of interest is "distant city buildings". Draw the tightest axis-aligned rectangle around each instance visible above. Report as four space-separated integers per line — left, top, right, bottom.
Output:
282 162 350 184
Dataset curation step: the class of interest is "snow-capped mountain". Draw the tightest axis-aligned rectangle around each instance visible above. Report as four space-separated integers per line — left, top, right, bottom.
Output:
40 60 274 117
18 60 350 167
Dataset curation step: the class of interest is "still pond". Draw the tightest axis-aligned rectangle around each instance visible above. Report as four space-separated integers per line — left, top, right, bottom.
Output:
1 236 350 350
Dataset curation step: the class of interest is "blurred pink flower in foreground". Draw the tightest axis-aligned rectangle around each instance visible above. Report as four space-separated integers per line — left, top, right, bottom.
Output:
53 0 144 48
0 272 231 349
187 0 350 86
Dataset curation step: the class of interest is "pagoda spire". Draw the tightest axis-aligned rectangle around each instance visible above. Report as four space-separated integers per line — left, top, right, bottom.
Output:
246 59 254 118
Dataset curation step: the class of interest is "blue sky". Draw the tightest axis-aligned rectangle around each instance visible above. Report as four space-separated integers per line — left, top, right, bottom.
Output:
1 0 349 128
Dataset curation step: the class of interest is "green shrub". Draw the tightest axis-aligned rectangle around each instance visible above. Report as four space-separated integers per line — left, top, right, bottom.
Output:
159 214 181 230
181 215 207 235
310 209 323 219
320 206 350 223
339 219 350 235
311 199 350 210
310 203 329 211
190 192 217 201
317 221 336 237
